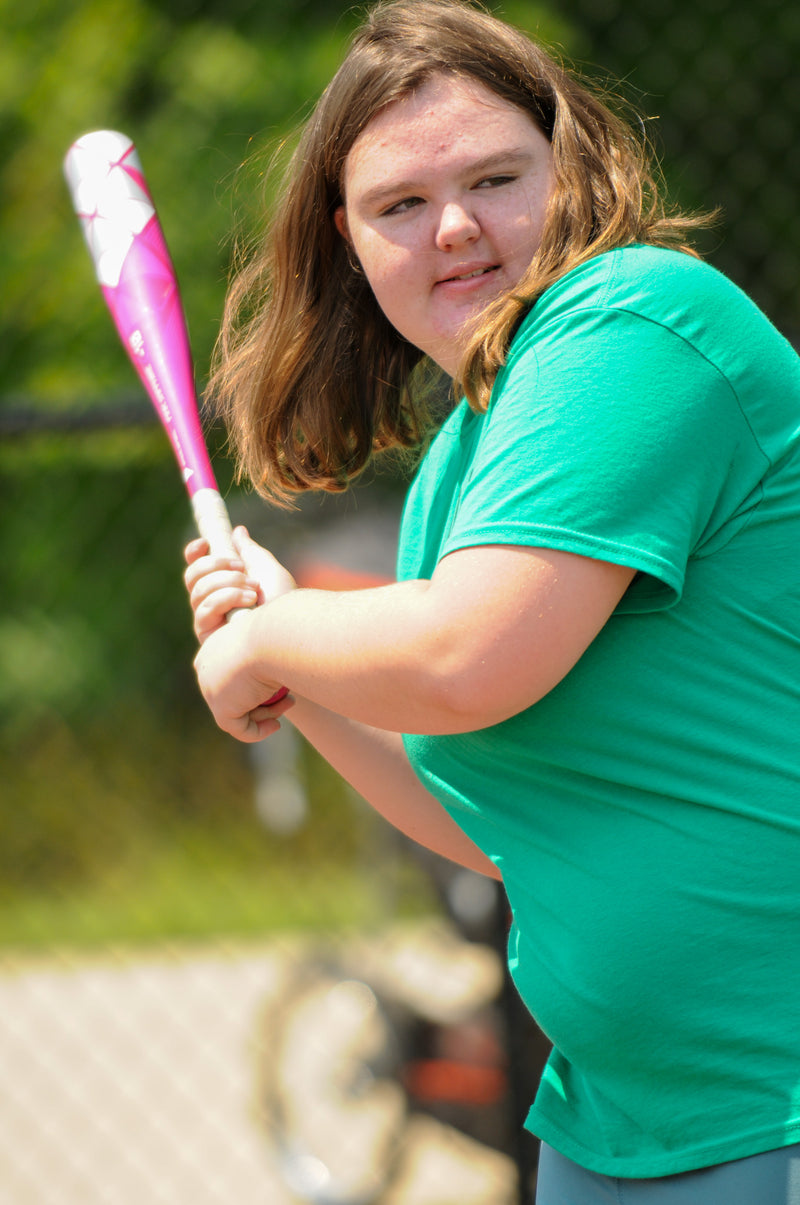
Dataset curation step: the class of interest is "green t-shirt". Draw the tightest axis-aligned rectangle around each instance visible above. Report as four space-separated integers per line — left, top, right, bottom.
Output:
398 245 800 1177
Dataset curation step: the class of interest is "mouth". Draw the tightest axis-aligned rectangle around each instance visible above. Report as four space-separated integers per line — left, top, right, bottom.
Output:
439 265 500 284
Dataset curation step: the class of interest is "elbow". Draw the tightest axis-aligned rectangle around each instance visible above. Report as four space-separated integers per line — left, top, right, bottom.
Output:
417 645 536 734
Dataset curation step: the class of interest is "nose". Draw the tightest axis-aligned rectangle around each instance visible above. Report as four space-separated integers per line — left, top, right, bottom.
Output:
435 199 480 250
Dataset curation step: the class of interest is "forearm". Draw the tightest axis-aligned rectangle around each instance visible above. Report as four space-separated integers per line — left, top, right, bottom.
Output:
191 540 636 739
232 580 486 734
286 696 500 879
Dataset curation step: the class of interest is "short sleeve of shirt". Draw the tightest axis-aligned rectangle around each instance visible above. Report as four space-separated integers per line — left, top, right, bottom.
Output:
427 258 769 613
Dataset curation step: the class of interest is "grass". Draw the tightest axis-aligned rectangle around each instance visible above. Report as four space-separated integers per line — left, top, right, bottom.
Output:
0 846 422 952
0 705 438 954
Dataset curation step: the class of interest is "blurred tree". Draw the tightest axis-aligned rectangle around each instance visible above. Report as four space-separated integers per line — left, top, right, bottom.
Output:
1 0 348 402
554 0 800 339
0 0 571 406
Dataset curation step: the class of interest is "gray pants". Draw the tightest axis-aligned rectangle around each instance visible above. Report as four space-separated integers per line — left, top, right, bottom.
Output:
536 1142 800 1204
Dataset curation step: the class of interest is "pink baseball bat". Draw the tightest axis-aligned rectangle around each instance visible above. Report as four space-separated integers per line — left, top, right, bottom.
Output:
63 130 288 705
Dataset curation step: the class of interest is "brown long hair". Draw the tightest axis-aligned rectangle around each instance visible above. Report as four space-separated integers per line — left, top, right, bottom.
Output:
210 0 710 504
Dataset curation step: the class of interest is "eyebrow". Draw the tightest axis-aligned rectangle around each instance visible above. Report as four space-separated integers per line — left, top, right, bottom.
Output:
353 147 537 210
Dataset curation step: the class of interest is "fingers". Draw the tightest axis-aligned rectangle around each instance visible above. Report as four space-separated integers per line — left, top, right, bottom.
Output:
200 679 297 744
184 544 261 643
187 563 258 610
185 527 299 742
251 692 296 728
187 529 296 602
184 545 245 588
193 588 256 643
184 536 209 566
207 707 285 744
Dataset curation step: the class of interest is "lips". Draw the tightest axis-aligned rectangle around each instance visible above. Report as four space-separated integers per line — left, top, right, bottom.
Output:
438 264 500 285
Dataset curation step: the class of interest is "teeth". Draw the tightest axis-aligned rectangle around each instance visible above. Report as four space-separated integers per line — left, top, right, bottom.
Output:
453 267 491 280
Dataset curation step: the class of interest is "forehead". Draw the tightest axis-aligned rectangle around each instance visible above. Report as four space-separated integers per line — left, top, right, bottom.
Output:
343 72 541 192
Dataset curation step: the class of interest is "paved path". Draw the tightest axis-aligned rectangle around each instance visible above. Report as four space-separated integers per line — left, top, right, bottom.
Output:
0 943 298 1205
0 928 518 1204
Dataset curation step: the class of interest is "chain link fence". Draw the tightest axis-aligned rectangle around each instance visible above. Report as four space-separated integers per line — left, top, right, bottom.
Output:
1 1 798 1201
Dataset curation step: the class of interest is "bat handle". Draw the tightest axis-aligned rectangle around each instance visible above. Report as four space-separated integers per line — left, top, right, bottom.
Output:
191 488 289 706
191 486 239 560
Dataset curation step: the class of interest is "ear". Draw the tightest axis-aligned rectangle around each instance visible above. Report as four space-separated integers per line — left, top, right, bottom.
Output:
334 205 349 241
334 203 364 277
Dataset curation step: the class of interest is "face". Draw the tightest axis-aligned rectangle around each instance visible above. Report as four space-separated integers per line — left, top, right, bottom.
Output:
335 72 555 376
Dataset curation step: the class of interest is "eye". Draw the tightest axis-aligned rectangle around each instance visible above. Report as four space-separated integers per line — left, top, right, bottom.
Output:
381 195 424 216
474 174 516 190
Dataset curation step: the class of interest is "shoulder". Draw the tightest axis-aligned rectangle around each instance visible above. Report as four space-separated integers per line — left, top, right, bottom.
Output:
506 244 793 380
525 246 746 331
528 245 736 319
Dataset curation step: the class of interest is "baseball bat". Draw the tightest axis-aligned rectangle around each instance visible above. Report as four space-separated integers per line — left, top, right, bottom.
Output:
63 129 288 705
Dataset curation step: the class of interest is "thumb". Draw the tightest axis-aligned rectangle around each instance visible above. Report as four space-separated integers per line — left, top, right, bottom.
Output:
232 526 296 599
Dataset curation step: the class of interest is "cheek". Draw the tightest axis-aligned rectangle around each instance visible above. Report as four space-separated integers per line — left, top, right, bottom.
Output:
503 197 551 262
352 235 414 302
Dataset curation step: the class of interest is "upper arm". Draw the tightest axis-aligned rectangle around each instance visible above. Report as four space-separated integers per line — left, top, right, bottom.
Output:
419 543 636 727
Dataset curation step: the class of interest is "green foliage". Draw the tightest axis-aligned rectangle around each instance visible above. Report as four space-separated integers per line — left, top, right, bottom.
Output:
0 432 198 726
1 0 355 400
553 0 800 335
1 0 572 404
